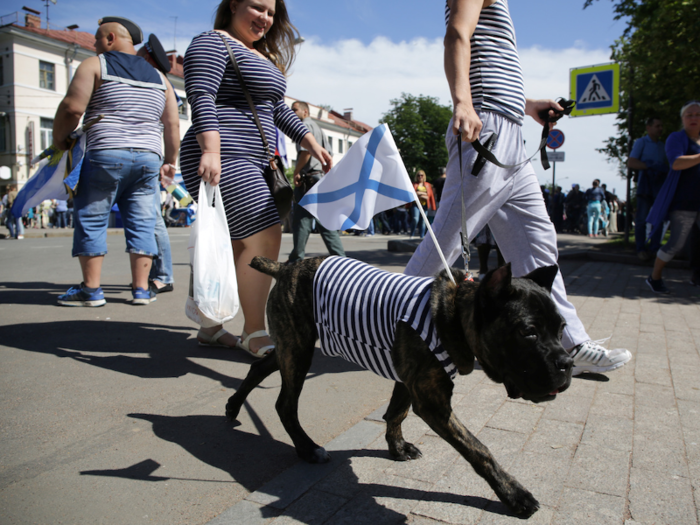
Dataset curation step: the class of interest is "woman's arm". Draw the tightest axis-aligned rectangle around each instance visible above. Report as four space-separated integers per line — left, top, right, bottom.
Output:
184 33 228 185
671 153 700 171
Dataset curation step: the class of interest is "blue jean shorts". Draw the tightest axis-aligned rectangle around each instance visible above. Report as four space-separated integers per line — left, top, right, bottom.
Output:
73 149 161 257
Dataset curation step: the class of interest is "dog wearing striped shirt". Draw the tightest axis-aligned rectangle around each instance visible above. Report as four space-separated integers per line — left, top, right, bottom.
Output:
226 256 573 518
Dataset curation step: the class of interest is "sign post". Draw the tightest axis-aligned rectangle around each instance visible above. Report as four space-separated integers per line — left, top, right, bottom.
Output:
546 129 565 191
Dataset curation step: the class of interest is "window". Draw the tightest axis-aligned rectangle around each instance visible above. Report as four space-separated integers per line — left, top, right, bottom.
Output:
0 119 6 153
40 118 53 151
338 139 344 154
39 61 55 90
326 136 333 151
0 56 4 86
348 141 353 149
178 95 189 119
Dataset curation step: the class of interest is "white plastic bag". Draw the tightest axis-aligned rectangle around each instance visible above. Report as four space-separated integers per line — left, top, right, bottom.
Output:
185 180 239 326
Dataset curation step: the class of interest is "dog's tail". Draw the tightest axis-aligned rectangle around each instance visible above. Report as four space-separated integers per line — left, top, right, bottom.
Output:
250 256 282 278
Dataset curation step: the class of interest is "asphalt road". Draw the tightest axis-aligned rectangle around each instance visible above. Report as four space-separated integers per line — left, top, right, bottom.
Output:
0 230 433 524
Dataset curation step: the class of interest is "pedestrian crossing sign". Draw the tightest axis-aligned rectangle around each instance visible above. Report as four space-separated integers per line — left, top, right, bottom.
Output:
569 63 620 117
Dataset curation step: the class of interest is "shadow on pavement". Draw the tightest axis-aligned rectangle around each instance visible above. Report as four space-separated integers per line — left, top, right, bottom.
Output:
0 321 371 388
0 281 133 306
81 416 513 524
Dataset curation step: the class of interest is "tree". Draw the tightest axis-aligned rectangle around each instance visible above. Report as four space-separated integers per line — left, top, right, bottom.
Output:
379 93 453 181
584 0 700 171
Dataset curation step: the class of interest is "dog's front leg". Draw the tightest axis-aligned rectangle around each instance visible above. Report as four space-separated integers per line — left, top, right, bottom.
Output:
275 344 330 464
383 382 422 460
409 376 539 518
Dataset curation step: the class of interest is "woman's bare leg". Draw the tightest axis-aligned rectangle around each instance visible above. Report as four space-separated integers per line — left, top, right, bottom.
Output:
232 223 282 354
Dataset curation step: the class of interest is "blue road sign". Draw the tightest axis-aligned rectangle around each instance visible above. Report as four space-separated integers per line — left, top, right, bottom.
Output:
570 63 620 117
547 129 565 150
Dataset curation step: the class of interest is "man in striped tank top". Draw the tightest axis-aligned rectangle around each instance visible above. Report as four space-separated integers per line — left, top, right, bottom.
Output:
53 17 180 307
405 0 632 376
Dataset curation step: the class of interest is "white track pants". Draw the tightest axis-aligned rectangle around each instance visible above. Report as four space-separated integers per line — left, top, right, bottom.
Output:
405 112 589 350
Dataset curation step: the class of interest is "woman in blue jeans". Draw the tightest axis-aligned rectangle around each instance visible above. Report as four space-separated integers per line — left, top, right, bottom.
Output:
585 178 606 237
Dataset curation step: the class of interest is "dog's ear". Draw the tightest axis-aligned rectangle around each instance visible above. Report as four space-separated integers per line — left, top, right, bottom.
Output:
479 263 512 297
522 265 558 293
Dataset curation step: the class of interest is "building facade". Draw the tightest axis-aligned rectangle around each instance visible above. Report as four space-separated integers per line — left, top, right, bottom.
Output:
0 12 370 192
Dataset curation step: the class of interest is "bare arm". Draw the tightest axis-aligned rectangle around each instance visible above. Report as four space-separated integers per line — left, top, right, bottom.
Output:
160 81 181 182
53 56 100 150
299 133 332 173
671 153 700 171
445 0 483 142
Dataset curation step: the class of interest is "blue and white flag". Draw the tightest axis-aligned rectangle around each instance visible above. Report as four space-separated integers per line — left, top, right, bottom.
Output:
11 118 98 218
299 124 415 231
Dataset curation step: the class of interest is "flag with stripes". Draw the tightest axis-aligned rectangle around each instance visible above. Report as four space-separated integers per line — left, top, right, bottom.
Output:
299 124 415 230
10 118 98 218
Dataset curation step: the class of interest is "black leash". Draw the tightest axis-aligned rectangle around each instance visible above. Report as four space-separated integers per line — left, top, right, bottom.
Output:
470 98 575 176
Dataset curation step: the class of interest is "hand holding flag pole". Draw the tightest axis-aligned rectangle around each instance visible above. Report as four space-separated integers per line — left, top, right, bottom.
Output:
299 124 456 284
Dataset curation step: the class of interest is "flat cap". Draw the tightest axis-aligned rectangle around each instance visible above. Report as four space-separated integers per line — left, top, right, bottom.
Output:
144 34 171 73
98 16 143 45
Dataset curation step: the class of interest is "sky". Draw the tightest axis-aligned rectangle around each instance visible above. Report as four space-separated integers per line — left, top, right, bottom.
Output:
3 0 632 194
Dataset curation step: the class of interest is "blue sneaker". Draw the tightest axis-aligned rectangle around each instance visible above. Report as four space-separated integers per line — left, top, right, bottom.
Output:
132 287 156 305
58 284 106 307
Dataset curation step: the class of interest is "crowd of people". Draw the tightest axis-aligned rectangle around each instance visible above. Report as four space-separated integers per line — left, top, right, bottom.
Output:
541 180 622 237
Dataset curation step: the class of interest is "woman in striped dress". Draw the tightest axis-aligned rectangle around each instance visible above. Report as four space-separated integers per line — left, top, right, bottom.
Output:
181 0 332 355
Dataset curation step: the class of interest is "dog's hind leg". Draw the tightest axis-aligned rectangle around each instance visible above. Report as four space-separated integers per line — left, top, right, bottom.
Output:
226 351 280 421
409 373 540 518
383 382 422 461
275 342 330 464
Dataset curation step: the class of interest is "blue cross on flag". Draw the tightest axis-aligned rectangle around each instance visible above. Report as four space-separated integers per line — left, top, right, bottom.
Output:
299 124 415 231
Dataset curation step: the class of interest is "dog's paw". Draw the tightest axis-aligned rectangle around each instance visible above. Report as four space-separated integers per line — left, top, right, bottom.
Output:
303 447 330 464
389 441 422 461
504 485 539 519
225 398 242 422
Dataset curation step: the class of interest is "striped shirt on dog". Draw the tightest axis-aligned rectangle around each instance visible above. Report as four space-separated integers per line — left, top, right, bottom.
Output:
313 257 457 382
444 0 526 125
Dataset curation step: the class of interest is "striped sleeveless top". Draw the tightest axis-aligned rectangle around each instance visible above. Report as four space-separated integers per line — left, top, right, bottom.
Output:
445 0 525 125
84 52 167 156
313 257 457 382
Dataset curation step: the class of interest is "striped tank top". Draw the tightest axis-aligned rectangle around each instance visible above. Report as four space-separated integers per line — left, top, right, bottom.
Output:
313 257 457 382
84 51 167 156
445 0 525 125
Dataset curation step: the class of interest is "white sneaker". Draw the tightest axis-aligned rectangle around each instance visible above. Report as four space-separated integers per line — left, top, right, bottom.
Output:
569 339 632 376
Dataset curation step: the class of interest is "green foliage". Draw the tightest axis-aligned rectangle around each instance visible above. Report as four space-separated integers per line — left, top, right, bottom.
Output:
379 93 453 182
584 0 700 173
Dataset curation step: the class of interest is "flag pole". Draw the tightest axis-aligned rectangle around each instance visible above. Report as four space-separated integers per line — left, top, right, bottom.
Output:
412 192 456 284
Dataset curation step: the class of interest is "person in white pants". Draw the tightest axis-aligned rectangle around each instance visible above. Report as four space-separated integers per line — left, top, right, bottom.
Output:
405 0 632 376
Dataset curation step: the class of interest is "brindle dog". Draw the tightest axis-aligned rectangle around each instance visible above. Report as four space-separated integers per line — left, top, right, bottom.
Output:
226 256 573 518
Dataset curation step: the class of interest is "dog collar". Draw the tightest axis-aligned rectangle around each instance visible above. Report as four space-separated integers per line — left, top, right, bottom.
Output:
465 273 474 282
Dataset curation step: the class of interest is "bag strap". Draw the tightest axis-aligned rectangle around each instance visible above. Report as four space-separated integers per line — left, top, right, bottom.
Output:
218 33 275 163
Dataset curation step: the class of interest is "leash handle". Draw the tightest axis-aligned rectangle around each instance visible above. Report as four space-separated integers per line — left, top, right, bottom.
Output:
470 98 576 175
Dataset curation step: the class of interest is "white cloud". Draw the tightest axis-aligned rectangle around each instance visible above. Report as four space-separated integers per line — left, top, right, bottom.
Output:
287 37 629 196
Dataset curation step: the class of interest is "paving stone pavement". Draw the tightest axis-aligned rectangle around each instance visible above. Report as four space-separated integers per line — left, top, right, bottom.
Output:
208 257 700 525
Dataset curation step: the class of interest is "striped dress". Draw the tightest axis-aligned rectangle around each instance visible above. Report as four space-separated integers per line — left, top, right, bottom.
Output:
445 0 526 125
180 30 309 239
84 52 167 155
314 257 457 382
